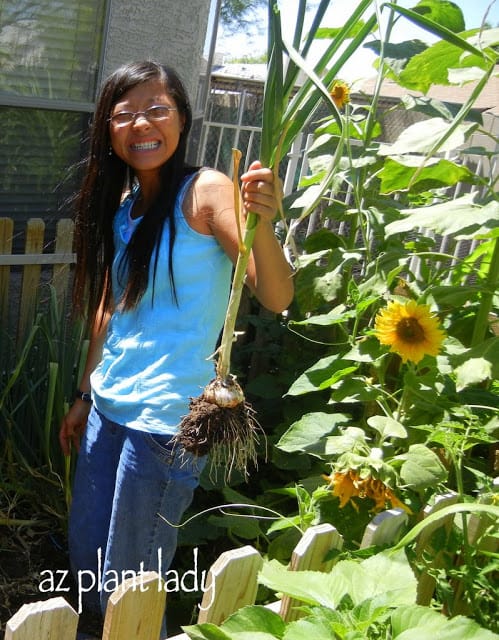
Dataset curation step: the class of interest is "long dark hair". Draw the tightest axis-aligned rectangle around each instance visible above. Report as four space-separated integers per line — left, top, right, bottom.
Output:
72 60 195 327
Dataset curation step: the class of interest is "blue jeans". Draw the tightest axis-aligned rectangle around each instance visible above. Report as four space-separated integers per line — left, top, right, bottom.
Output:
68 406 206 637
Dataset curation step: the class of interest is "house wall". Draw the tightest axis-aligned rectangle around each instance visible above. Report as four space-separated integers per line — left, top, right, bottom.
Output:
102 0 211 108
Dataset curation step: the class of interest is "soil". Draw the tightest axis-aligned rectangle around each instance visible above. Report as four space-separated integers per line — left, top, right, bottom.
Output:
0 496 103 638
0 488 204 639
0 465 220 638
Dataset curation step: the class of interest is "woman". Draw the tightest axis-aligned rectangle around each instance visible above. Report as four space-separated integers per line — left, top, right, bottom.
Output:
59 60 293 629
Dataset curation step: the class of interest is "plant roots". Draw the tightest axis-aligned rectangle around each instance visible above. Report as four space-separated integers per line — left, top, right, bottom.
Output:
175 384 261 480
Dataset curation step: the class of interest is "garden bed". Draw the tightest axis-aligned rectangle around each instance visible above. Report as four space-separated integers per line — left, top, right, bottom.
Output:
0 475 103 637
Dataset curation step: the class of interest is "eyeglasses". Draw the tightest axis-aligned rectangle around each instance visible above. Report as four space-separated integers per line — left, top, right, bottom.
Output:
109 105 178 127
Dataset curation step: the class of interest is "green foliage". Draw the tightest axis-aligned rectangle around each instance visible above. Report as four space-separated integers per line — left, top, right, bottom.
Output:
220 0 267 34
253 1 498 631
184 542 499 638
3 0 498 634
184 0 499 634
412 0 466 32
0 286 86 518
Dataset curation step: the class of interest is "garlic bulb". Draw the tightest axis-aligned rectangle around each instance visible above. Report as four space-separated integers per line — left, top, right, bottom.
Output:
203 376 245 408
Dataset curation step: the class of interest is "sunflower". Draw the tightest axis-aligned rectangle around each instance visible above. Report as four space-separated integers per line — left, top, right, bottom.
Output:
323 470 411 513
374 300 445 364
330 80 350 109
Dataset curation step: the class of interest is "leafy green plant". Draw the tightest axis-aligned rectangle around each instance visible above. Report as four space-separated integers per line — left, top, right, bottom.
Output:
242 1 499 630
0 285 87 518
271 0 498 512
180 0 499 632
182 521 499 639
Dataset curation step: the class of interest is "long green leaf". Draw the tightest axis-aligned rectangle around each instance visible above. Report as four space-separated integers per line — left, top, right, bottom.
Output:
300 0 331 58
391 502 499 551
260 0 284 166
44 362 58 469
282 36 343 130
281 15 377 156
283 0 333 96
0 318 41 407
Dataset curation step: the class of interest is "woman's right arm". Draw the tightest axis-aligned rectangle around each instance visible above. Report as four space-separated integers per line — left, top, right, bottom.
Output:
59 302 112 455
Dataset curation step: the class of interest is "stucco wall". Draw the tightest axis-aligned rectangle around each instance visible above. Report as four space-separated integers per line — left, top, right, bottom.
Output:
102 0 211 108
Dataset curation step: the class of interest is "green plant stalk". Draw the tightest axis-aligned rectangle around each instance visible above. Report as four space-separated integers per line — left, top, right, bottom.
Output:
446 426 477 617
63 403 73 514
471 236 499 346
394 362 419 423
363 1 398 149
216 0 281 380
0 517 41 526
350 2 397 267
216 212 259 381
44 361 58 470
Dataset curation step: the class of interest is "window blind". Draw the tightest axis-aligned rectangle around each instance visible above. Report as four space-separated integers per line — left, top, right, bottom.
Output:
0 0 107 102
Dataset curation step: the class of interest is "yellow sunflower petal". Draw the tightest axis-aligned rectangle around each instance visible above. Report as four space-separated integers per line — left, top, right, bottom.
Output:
330 471 361 508
386 488 413 514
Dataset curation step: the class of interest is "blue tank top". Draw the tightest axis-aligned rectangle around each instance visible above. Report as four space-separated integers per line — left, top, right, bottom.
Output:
90 173 233 435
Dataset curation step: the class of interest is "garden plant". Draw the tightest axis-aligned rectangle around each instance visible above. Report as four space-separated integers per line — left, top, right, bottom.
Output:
178 0 499 637
0 0 498 637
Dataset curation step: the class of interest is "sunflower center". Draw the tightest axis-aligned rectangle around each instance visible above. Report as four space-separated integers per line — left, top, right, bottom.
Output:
396 317 425 343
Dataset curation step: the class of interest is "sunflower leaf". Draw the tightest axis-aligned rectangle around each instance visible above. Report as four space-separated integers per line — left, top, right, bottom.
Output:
367 416 408 441
379 157 475 194
377 118 476 156
277 412 350 455
451 337 499 390
397 444 448 489
385 196 499 239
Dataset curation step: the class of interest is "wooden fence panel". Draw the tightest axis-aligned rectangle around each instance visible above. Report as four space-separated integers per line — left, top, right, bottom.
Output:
0 217 75 347
279 522 343 622
0 217 14 328
18 219 45 341
5 597 78 640
53 218 75 306
416 491 459 606
102 571 166 640
197 545 263 626
360 508 409 549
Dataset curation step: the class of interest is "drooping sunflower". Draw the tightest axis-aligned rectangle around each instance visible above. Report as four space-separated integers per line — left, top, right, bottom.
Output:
323 470 411 513
374 300 445 364
329 80 350 109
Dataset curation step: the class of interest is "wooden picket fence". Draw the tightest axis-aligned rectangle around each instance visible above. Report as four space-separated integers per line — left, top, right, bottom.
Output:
0 217 75 345
5 492 496 640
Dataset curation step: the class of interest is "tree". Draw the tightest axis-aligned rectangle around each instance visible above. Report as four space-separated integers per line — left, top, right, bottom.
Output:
220 0 267 34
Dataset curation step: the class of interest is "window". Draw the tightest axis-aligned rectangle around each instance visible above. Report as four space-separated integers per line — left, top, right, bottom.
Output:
0 0 106 102
0 0 108 247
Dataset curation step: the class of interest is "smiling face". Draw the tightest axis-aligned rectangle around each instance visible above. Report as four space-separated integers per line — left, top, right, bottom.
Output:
109 78 185 182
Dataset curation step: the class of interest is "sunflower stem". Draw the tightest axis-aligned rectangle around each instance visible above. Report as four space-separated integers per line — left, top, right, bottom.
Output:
470 236 499 347
395 362 414 422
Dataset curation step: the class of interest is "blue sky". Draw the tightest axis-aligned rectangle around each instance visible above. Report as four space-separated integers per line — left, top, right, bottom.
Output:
216 0 498 79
